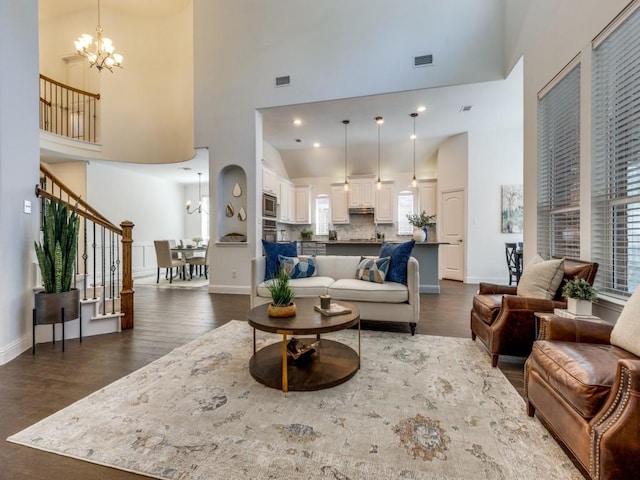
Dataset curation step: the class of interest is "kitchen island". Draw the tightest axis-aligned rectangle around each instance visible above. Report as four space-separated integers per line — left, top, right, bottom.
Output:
323 240 442 293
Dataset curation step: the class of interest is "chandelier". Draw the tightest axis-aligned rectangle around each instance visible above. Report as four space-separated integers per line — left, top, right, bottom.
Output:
186 173 206 214
74 0 123 72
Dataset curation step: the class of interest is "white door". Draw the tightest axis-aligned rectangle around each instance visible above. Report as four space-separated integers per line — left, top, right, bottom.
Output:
440 189 465 281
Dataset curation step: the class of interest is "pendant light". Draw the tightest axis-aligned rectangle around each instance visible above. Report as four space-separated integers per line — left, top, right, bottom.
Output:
375 116 384 190
410 113 419 187
343 120 350 191
186 172 204 214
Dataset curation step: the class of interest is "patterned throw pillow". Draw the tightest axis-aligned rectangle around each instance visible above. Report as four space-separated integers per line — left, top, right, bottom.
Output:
262 240 298 280
379 240 415 284
278 255 317 279
356 256 391 284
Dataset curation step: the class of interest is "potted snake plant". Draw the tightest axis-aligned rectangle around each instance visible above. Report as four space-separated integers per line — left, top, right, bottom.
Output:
33 197 81 325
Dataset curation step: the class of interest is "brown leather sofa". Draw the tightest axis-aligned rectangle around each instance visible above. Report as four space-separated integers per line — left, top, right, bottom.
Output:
470 259 598 367
526 315 640 480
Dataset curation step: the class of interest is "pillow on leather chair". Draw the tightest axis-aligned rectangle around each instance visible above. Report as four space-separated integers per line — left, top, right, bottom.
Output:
516 255 565 300
610 285 640 356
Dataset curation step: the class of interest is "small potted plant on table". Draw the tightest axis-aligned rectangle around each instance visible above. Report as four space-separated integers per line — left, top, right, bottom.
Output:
267 268 296 317
406 211 437 242
562 278 597 316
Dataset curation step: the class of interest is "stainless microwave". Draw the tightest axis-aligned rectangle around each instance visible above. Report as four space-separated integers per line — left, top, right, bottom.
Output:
263 193 277 218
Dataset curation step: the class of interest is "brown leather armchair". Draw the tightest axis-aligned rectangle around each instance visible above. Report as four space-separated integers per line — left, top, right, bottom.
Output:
526 315 640 480
470 259 598 367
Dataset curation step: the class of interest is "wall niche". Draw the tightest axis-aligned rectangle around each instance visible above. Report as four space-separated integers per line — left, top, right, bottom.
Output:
218 165 247 242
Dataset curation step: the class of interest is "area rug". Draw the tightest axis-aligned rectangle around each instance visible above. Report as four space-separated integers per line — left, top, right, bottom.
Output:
134 274 208 289
7 321 582 480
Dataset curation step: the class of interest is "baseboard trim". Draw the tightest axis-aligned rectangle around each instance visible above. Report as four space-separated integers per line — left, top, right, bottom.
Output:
209 285 250 295
0 333 32 366
465 276 508 285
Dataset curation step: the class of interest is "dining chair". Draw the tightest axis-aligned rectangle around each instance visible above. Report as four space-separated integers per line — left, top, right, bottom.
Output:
505 242 520 285
188 243 210 279
154 240 186 283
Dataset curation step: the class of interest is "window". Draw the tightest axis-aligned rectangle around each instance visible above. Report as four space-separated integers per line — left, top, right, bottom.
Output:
315 195 329 236
537 60 581 260
397 191 414 235
592 6 640 297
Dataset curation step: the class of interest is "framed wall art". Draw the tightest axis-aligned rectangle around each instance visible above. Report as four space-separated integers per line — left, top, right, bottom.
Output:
501 184 523 233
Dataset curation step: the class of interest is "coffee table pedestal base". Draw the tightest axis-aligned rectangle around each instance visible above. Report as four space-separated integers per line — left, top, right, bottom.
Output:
249 339 359 391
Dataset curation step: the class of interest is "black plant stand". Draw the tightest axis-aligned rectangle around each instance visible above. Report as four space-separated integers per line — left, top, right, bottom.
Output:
32 306 82 354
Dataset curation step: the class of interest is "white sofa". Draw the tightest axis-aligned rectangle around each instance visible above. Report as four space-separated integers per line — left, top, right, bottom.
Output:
251 255 420 334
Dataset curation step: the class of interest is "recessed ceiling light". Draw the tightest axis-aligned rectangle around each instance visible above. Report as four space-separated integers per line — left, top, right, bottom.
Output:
416 106 426 112
313 142 320 148
293 119 302 126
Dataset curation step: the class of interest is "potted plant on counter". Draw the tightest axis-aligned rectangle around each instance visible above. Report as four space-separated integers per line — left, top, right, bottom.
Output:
300 228 313 240
562 278 597 316
267 268 296 317
407 211 437 242
33 197 81 325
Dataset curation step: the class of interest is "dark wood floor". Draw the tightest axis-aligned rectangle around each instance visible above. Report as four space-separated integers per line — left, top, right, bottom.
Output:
0 280 527 479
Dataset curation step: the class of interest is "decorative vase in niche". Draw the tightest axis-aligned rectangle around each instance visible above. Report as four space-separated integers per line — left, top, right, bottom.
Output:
413 228 427 243
567 298 592 316
268 302 297 318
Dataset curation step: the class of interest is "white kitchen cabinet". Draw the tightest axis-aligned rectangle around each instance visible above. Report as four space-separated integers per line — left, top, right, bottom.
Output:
348 176 375 208
262 168 279 196
375 181 394 224
330 184 349 224
418 179 437 216
294 186 311 224
279 180 294 223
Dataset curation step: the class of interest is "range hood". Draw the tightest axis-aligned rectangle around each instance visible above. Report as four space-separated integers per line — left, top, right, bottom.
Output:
348 207 374 215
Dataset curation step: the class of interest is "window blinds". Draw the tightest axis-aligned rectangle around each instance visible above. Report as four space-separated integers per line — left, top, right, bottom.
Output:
537 65 581 260
592 6 640 297
315 195 329 236
397 191 414 235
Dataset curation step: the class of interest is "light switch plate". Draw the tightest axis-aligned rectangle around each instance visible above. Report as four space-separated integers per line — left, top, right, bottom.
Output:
24 200 31 214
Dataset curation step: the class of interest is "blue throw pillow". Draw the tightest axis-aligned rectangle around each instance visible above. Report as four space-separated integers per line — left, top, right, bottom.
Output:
278 255 317 279
262 240 298 280
356 256 390 284
379 240 415 284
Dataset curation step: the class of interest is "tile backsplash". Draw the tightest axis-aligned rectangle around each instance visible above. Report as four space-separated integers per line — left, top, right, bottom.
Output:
277 214 414 242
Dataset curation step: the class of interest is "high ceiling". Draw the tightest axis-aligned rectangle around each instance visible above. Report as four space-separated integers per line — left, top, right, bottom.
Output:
39 0 190 20
261 60 523 179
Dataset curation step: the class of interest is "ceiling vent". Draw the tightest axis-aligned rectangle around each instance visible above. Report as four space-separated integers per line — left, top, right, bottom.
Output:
413 54 433 68
460 105 473 112
275 75 291 87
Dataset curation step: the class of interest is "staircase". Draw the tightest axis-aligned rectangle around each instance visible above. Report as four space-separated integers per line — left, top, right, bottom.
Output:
34 164 134 346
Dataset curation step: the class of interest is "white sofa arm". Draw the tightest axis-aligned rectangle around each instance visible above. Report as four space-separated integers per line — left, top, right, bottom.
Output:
251 257 266 308
407 256 420 322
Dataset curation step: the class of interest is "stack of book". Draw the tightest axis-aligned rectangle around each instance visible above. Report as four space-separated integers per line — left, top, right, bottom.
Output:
314 302 352 316
554 308 604 322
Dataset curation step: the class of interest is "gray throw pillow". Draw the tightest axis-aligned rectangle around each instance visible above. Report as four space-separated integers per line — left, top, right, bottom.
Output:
516 255 565 300
610 285 640 356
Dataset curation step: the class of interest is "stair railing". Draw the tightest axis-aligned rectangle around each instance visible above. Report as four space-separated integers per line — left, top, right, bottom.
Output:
36 164 134 329
39 74 100 143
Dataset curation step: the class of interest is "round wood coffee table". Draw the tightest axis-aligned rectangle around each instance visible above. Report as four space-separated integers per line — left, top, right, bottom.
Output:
247 297 360 392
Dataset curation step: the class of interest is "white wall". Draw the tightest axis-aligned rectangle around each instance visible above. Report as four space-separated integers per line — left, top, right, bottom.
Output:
467 127 523 284
194 0 507 293
0 0 41 364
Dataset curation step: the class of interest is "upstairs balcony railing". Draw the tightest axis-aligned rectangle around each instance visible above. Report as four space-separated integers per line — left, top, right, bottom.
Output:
39 74 100 143
36 164 134 329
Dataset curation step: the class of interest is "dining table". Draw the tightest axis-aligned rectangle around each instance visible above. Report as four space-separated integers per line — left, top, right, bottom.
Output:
171 246 207 278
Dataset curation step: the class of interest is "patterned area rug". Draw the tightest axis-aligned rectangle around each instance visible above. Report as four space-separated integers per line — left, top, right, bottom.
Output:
7 321 582 480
